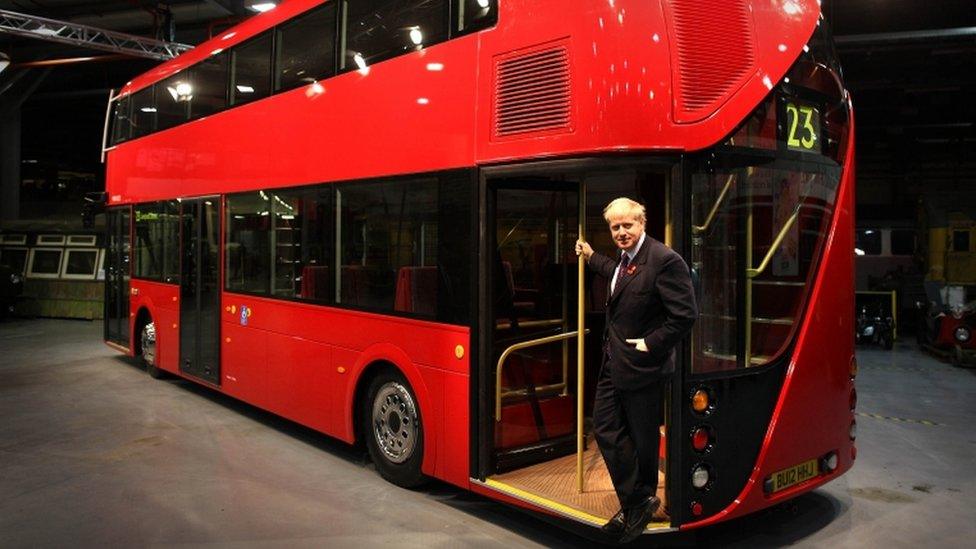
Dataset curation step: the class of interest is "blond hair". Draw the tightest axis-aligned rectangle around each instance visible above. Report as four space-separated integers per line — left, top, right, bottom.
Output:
603 197 646 224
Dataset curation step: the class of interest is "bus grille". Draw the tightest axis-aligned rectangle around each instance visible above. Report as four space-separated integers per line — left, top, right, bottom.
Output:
667 0 757 123
493 42 572 139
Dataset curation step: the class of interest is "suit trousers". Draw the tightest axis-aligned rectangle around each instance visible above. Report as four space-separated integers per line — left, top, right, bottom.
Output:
593 359 664 510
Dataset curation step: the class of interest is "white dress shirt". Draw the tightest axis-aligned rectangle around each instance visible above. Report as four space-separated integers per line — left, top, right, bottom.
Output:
610 232 646 294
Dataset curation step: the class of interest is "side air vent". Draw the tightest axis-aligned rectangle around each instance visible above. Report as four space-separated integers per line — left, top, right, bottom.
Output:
493 42 572 139
666 0 757 123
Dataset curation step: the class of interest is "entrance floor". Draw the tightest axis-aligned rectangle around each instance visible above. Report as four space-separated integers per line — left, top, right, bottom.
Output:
489 435 669 529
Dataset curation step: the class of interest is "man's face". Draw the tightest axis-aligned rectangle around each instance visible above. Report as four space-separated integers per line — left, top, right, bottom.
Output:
607 214 645 252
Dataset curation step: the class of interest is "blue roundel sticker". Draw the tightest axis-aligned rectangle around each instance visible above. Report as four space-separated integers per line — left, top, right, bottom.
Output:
239 305 249 326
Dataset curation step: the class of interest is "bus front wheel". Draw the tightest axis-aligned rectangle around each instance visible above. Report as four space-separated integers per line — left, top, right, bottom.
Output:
363 370 426 488
140 321 165 379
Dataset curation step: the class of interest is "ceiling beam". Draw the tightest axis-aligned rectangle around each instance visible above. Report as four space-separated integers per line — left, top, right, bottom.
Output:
204 0 250 17
0 8 192 60
836 26 976 46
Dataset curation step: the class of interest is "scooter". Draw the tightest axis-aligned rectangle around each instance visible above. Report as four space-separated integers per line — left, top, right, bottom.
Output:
917 299 976 367
856 303 894 350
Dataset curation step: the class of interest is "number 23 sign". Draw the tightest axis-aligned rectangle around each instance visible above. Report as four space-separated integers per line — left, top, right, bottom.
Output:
784 100 821 153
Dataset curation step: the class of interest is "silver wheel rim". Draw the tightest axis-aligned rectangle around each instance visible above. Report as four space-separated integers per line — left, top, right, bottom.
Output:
141 322 156 366
372 381 418 464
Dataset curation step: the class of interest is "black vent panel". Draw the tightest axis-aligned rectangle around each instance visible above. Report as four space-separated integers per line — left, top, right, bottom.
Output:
493 42 572 139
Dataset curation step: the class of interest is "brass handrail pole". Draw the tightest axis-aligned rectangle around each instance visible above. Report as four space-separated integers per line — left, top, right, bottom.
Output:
577 182 586 493
745 182 754 368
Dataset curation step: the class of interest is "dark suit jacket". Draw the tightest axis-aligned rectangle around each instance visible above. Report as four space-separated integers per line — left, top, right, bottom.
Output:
589 235 698 390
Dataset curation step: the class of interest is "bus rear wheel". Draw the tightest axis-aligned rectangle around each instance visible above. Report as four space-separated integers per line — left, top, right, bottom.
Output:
140 321 165 379
363 371 426 488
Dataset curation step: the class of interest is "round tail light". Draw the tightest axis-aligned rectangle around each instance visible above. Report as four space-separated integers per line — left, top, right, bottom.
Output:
849 419 857 441
850 355 858 378
692 387 712 414
821 451 838 472
690 501 703 516
691 426 712 452
691 464 712 489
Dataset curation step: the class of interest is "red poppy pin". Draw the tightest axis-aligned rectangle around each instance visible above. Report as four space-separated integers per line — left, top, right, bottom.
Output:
626 264 637 275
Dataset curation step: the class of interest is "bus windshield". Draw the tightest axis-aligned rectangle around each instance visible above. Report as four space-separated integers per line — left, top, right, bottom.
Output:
690 24 851 374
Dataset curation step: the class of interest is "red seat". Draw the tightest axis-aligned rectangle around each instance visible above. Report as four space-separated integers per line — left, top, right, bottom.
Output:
394 266 438 316
300 265 329 300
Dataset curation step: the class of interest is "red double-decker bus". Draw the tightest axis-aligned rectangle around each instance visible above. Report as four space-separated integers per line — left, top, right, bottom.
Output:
100 0 856 537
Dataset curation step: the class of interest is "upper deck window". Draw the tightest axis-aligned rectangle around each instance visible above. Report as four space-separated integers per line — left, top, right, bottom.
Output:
111 96 131 144
129 86 156 139
232 31 273 106
189 51 230 119
456 0 497 34
340 0 449 71
157 71 191 131
276 2 338 92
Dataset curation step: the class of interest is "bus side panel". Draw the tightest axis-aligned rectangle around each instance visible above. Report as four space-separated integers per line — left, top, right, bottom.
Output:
217 292 470 487
263 332 336 435
686 113 857 528
130 279 181 374
425 368 471 487
221 300 269 406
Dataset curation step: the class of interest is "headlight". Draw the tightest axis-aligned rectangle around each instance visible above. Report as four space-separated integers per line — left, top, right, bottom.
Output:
9 273 22 285
954 326 971 343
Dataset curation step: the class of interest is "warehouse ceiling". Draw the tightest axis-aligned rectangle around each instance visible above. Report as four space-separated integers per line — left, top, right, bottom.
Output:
0 0 974 217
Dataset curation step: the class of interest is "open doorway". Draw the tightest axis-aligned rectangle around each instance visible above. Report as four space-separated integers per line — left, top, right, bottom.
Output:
481 160 674 527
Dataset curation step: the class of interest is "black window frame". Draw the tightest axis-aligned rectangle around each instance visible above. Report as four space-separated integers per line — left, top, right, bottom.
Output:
187 50 231 121
338 0 452 73
274 1 340 93
133 200 182 284
222 169 473 325
230 29 275 107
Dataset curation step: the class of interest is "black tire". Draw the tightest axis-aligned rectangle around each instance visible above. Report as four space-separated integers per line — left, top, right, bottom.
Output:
139 320 166 379
362 370 427 488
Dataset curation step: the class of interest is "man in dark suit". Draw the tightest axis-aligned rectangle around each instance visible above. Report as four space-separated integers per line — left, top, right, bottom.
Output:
576 197 697 543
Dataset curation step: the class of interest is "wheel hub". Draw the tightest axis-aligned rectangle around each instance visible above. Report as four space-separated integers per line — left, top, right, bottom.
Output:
372 381 418 464
141 322 156 366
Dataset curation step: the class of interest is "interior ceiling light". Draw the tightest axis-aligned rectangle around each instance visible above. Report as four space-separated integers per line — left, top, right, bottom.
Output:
249 2 277 12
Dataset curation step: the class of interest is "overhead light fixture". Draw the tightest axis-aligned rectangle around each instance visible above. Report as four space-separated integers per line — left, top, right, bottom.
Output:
409 28 424 46
248 2 277 12
0 52 9 74
167 82 193 102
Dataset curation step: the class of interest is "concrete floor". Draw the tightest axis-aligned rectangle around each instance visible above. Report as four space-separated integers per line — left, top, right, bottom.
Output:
1 318 974 548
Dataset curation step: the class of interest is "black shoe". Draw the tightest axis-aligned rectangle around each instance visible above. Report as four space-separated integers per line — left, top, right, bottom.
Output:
601 509 626 534
619 496 660 544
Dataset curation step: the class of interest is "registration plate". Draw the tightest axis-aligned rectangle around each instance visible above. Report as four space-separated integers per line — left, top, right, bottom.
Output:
768 459 819 493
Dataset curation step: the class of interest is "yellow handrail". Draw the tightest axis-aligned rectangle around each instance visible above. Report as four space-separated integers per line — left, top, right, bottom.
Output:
746 210 800 279
494 330 587 421
576 183 586 493
692 174 736 235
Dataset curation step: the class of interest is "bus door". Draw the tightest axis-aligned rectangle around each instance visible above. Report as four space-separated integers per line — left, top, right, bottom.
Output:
179 197 221 385
104 206 131 347
487 181 581 472
480 164 675 526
